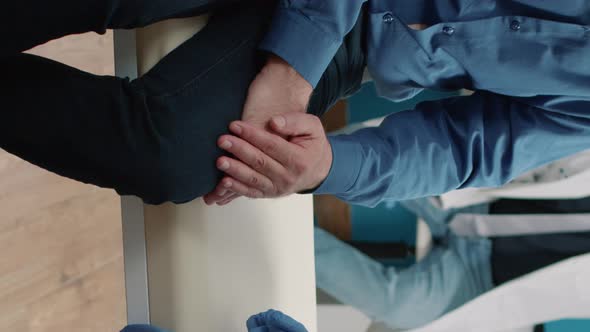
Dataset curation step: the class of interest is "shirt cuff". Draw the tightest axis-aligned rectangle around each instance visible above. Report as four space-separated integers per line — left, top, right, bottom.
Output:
314 135 364 195
259 6 342 88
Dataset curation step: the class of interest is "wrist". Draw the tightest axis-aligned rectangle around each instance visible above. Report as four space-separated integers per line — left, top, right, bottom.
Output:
317 141 333 188
264 54 300 76
263 55 313 109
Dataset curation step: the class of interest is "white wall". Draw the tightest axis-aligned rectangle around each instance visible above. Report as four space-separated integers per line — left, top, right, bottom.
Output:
318 305 372 332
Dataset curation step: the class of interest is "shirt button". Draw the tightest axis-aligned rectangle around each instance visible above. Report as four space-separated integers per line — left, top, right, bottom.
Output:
510 20 521 31
442 26 455 35
383 13 394 24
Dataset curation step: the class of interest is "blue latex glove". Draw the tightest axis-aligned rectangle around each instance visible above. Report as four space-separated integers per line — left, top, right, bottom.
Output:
120 325 168 332
120 309 307 332
247 310 308 332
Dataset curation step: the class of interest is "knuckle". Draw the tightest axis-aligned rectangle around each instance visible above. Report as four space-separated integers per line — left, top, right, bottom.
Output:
294 162 307 175
248 189 263 199
270 183 280 196
292 157 308 175
254 155 266 169
249 175 259 186
283 174 297 189
262 141 277 154
258 180 270 192
237 186 250 196
284 154 298 171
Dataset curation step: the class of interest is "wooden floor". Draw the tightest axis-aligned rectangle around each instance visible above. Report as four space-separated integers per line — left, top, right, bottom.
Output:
0 32 127 332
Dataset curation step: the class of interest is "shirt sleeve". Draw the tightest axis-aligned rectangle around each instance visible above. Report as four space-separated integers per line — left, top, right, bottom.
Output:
259 0 367 88
314 92 590 207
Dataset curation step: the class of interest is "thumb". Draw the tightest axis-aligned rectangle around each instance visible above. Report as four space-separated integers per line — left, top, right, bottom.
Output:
270 112 321 137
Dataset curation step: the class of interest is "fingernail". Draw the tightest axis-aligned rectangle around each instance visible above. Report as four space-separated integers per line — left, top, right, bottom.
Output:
223 180 232 188
217 189 227 196
220 140 232 150
218 160 230 171
230 123 243 135
272 116 286 128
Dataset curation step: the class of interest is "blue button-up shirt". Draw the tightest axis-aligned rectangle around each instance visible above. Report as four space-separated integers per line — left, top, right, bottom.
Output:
260 0 590 207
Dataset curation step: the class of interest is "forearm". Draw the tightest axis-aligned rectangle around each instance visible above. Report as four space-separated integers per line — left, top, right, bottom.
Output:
259 54 313 110
315 92 590 206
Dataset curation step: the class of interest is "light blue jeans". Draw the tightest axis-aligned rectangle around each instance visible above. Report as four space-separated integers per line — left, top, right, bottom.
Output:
315 198 494 329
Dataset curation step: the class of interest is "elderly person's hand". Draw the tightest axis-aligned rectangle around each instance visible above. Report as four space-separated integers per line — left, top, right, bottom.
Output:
203 112 332 206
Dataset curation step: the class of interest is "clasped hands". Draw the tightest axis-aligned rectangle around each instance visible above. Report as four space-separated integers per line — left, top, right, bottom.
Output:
203 56 332 206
